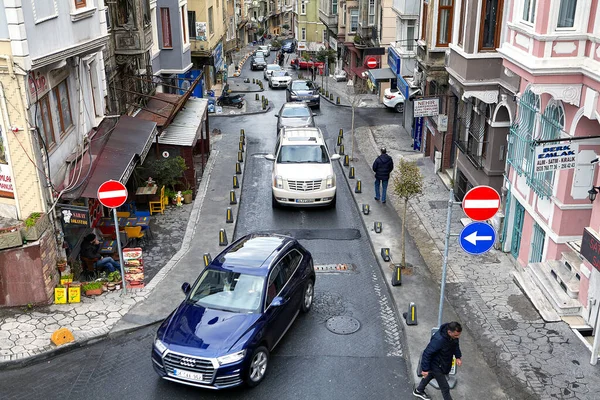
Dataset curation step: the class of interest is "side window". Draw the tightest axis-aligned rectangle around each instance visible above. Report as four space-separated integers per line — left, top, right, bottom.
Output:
274 136 281 156
266 265 285 305
279 250 303 281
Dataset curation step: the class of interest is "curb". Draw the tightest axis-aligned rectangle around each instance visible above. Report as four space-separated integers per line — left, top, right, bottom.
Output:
229 88 265 93
210 104 272 117
320 94 351 108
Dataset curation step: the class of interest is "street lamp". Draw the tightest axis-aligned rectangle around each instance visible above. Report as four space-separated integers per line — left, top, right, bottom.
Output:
588 186 600 202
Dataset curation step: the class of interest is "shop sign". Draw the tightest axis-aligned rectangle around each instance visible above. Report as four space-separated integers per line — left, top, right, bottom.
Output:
213 42 224 71
581 228 600 272
195 22 208 41
28 70 49 99
438 114 448 132
414 98 440 117
387 46 400 75
534 143 578 172
297 42 307 51
329 37 337 51
0 123 15 199
59 205 90 226
413 117 423 151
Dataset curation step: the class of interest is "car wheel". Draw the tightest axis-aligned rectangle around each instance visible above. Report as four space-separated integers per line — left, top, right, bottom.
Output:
269 82 272 89
395 103 404 113
328 194 336 209
271 194 279 208
301 279 314 313
237 102 243 109
216 100 222 106
245 346 269 387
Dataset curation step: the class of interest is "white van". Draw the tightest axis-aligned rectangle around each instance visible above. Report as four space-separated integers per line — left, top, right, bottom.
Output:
265 128 340 208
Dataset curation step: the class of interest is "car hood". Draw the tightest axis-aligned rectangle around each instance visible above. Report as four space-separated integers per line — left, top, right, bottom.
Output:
280 117 313 127
159 301 260 358
272 75 291 80
275 163 332 180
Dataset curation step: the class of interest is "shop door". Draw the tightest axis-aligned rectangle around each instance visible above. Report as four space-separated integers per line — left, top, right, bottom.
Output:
511 201 525 258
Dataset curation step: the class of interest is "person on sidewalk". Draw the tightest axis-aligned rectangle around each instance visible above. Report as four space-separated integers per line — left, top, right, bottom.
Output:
372 147 394 203
413 321 463 400
81 233 121 273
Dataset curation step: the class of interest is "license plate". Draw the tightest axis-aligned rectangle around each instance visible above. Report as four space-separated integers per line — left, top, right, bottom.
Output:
296 199 314 203
173 369 203 381
304 99 311 103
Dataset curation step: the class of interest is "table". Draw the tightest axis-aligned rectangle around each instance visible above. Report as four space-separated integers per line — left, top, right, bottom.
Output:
136 186 158 195
99 240 116 255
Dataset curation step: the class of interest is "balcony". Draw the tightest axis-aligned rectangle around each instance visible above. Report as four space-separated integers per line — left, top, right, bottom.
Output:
114 24 153 55
454 117 486 170
190 40 211 57
319 10 338 29
455 139 485 170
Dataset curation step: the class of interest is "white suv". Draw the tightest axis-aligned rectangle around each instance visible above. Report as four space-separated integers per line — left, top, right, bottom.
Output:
265 128 340 208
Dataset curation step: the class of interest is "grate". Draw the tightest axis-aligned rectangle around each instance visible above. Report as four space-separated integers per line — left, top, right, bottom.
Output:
314 263 356 273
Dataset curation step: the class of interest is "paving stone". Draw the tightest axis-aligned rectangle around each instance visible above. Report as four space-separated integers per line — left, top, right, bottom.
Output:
18 323 36 332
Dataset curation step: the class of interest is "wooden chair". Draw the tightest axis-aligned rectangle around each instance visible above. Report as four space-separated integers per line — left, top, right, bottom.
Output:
116 211 130 218
125 226 146 247
149 186 165 215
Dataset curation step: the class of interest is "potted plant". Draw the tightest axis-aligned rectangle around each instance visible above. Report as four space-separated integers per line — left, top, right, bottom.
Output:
182 189 193 204
82 282 104 296
0 223 23 250
56 258 68 273
108 271 121 282
22 212 49 241
60 273 73 285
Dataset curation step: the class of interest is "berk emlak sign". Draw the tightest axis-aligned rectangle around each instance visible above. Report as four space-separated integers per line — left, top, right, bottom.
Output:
534 143 578 172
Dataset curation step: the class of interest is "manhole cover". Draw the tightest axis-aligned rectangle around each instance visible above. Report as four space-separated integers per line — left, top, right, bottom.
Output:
326 316 360 335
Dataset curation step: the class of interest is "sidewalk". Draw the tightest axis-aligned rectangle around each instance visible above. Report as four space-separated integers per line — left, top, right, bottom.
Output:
316 74 386 109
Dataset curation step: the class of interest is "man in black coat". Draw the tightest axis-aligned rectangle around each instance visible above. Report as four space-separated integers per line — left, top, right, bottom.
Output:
372 147 394 203
80 233 121 273
413 321 463 400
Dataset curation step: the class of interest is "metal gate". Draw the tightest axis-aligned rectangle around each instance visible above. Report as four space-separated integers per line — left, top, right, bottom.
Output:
511 201 525 258
529 222 545 263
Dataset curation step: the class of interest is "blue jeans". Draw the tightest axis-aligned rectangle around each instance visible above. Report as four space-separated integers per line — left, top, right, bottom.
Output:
374 179 389 202
96 257 120 273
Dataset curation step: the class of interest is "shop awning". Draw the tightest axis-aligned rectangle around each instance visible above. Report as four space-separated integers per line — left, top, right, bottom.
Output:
62 116 157 200
367 68 396 82
350 66 368 79
158 98 208 147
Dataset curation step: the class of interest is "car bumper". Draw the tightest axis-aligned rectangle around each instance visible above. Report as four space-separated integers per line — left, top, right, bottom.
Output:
253 65 266 70
271 80 290 87
152 347 245 390
383 97 402 108
273 187 336 206
289 97 320 106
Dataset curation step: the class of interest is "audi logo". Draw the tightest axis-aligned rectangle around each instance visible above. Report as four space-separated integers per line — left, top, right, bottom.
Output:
180 357 196 367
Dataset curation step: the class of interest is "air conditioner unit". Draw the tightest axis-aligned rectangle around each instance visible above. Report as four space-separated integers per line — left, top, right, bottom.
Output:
413 69 422 86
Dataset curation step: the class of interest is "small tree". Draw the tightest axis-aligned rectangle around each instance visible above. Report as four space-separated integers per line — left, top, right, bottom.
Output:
392 158 424 267
137 156 188 191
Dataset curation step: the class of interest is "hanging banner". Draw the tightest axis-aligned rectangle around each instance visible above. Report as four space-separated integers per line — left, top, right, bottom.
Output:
413 117 423 151
0 124 15 199
534 143 578 172
414 98 440 117
58 205 90 226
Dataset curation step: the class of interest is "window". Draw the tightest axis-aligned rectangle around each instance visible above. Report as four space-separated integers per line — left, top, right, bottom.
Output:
301 27 306 40
52 80 73 135
406 20 416 51
277 250 303 282
75 0 86 9
105 6 112 30
181 6 187 44
160 8 172 48
522 0 536 23
557 0 577 28
421 1 428 40
142 0 151 26
368 0 375 25
36 95 55 148
480 0 504 50
323 30 327 42
437 0 454 46
537 101 564 191
208 6 214 35
188 11 196 39
332 0 338 14
301 1 306 14
266 265 286 306
458 0 466 46
343 5 347 26
350 9 359 32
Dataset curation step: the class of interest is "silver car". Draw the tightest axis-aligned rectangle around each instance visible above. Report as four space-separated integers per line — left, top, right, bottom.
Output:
264 64 282 80
257 45 270 57
275 103 316 133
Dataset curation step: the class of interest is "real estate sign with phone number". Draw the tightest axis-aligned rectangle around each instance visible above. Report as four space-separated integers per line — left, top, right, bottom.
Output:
534 143 578 172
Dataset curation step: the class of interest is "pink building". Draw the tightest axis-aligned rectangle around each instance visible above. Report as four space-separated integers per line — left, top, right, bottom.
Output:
499 0 600 333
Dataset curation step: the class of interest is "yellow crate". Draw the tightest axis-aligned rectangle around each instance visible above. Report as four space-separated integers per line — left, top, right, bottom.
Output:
54 288 67 304
68 286 81 303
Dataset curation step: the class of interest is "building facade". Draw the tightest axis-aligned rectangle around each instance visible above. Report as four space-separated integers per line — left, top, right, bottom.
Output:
189 0 227 87
296 0 326 53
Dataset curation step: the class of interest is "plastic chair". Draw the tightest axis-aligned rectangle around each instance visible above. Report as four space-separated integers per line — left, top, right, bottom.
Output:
149 186 165 215
116 211 130 218
134 210 153 239
125 226 146 247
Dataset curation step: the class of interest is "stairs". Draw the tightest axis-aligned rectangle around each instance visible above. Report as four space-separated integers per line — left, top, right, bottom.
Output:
527 257 582 316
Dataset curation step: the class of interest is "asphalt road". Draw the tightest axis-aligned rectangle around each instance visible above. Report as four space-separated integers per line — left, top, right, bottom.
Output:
0 58 413 400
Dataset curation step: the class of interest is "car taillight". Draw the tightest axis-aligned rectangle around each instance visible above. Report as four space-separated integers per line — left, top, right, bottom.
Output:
384 94 395 99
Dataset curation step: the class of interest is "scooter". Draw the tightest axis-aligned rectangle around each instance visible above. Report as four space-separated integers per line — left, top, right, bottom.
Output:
217 92 245 108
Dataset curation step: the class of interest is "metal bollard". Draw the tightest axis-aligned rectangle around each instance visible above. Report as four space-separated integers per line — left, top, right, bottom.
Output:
229 190 237 205
219 229 228 246
348 167 355 179
226 207 233 223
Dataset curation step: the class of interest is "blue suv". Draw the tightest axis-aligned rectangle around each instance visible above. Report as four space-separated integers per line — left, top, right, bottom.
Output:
152 233 316 389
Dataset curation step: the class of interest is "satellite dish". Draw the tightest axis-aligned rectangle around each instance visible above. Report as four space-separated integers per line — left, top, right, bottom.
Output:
181 80 191 91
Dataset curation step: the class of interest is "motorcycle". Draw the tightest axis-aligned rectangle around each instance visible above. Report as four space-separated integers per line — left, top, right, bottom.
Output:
217 92 245 108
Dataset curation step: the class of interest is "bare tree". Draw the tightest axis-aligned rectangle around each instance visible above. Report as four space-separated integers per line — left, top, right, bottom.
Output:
392 158 424 267
345 80 369 160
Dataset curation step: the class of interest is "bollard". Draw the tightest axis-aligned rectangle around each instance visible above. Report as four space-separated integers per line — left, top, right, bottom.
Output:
226 207 234 223
219 229 228 246
230 190 237 205
339 145 345 155
235 162 242 174
326 90 329 97
355 179 362 193
330 93 334 101
374 221 382 233
348 167 355 179
253 78 256 84
339 129 343 138
262 95 265 102
362 204 370 215
343 155 350 166
405 302 417 325
337 136 343 146
381 248 390 262
238 151 244 163
262 100 267 110
240 129 245 136
392 264 402 287
233 175 239 188
336 97 341 105
239 141 244 152
256 93 260 101
203 253 212 267
240 135 245 145
265 98 269 106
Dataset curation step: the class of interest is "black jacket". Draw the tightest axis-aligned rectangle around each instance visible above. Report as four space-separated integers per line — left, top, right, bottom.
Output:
421 323 462 374
372 154 394 180
81 240 101 260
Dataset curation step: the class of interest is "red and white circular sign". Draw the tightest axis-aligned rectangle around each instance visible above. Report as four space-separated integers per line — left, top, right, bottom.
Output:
462 185 500 221
366 57 378 69
97 180 128 209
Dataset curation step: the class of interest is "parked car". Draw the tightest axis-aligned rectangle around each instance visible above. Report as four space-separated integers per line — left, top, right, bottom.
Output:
334 70 347 82
281 39 296 53
275 103 315 132
286 80 320 108
264 64 282 80
383 87 421 113
265 127 339 208
292 58 325 70
257 45 270 57
253 50 267 59
152 233 316 389
269 71 292 89
251 57 267 71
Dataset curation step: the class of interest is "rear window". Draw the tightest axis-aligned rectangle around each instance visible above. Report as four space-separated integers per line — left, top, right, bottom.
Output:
254 57 265 62
277 144 329 163
291 81 316 91
267 65 282 71
281 107 310 117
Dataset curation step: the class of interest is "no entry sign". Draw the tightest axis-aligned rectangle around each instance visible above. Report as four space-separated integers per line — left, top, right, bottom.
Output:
97 180 128 209
366 57 377 69
462 185 500 221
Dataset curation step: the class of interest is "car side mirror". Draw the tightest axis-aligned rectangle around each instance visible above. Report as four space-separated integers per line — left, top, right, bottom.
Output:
331 154 341 161
274 114 279 118
181 282 191 295
271 296 287 307
264 154 275 161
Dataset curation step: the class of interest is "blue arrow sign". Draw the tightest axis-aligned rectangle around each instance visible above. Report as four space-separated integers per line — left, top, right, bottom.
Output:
459 222 496 255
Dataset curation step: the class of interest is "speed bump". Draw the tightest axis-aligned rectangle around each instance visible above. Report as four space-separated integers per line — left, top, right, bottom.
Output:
51 328 74 346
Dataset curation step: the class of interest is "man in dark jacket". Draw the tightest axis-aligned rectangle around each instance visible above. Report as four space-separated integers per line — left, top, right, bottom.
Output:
413 321 463 400
372 147 394 203
80 233 121 273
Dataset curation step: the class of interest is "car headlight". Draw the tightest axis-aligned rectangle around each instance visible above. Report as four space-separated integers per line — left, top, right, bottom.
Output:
326 175 335 188
154 338 168 354
274 175 283 189
217 350 246 366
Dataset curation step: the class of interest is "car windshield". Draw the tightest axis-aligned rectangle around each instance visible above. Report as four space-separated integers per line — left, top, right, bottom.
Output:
267 65 281 71
189 269 265 313
281 107 310 117
273 71 289 77
254 57 265 63
291 81 315 91
277 144 329 163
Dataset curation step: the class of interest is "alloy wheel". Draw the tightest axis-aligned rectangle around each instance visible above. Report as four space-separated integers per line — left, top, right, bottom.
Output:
249 351 268 382
302 280 314 312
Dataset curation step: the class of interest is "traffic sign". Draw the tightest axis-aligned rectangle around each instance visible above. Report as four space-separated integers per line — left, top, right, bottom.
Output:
462 185 500 221
97 180 128 209
366 57 377 69
459 222 496 255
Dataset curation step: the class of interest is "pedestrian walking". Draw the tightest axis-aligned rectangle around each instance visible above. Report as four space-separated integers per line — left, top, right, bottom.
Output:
413 321 463 400
372 147 394 203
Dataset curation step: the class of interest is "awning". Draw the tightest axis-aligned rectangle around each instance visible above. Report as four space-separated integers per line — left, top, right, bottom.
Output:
62 116 158 200
367 67 396 82
350 66 367 78
158 98 208 146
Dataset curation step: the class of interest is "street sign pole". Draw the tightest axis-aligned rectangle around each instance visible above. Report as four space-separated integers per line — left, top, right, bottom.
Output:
112 208 128 295
438 189 455 327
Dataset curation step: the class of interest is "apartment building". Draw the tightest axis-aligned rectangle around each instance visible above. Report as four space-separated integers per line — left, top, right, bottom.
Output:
189 0 227 87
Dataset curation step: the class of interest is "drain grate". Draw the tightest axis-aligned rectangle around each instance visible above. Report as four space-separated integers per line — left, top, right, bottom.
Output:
314 263 357 273
326 316 361 335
